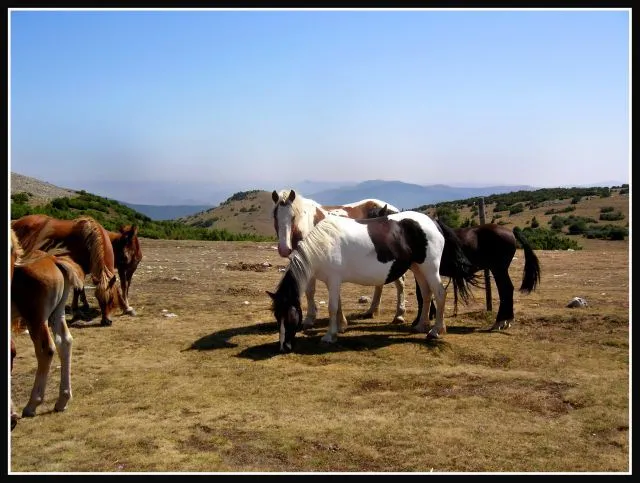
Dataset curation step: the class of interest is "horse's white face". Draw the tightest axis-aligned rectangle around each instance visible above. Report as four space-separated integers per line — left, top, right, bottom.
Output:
272 190 297 258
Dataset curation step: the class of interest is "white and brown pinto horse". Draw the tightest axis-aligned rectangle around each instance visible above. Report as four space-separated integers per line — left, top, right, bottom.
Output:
267 211 478 352
10 228 84 429
272 189 406 328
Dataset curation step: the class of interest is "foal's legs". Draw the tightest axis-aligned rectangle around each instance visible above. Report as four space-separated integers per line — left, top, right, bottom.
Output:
302 276 318 329
321 279 342 343
49 288 73 412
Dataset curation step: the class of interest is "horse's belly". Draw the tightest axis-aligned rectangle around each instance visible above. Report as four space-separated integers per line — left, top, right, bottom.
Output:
325 258 393 287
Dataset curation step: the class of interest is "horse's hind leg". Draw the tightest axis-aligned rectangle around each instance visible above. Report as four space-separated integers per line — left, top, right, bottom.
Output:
302 277 318 329
490 270 514 331
23 320 55 418
70 288 85 322
50 291 73 412
363 285 383 318
391 275 406 324
416 265 446 340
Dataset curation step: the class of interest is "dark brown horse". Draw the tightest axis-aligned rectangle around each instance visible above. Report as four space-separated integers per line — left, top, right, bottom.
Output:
10 227 85 429
421 221 541 330
11 214 120 326
74 224 142 317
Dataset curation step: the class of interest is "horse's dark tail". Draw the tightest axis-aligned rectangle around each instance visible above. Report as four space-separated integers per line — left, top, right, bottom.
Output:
435 219 480 305
513 226 541 294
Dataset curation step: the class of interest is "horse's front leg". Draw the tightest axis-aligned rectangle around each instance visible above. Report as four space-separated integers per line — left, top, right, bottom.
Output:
302 276 318 329
118 268 136 316
23 322 55 418
321 281 341 343
11 339 18 430
337 296 348 333
392 274 406 324
411 271 432 334
50 300 73 412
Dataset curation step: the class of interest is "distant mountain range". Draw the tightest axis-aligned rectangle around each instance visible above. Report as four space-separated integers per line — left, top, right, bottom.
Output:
11 171 626 221
122 202 215 221
306 180 535 210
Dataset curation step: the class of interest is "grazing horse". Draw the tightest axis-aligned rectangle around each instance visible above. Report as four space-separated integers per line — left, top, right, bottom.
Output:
420 221 541 331
11 214 120 326
10 227 85 428
272 189 406 329
74 224 142 317
267 211 478 352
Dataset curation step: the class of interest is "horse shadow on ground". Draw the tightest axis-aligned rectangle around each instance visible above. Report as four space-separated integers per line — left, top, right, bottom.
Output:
64 306 132 329
185 315 482 362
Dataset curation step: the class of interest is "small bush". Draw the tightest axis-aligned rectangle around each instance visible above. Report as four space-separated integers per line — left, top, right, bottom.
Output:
599 211 624 221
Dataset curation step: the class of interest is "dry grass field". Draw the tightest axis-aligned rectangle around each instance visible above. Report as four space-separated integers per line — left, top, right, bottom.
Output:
9 236 630 473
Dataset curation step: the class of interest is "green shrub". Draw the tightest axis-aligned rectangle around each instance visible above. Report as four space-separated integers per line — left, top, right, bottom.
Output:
599 211 624 221
520 227 582 250
11 192 30 204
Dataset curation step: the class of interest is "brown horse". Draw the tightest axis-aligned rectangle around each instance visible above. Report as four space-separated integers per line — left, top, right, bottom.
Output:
423 221 542 330
11 214 120 326
74 224 143 317
10 228 85 429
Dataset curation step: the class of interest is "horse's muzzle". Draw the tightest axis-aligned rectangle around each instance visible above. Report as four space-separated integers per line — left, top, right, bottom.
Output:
278 245 292 258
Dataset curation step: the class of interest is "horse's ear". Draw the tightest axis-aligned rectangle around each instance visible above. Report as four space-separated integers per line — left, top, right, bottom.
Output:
266 291 276 300
287 190 296 203
382 204 388 214
272 191 279 203
131 225 138 237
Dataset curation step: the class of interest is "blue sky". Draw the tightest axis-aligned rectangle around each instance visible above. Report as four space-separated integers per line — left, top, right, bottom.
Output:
10 9 630 201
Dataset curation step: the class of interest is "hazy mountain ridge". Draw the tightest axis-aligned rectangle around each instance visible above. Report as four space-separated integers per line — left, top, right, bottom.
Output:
308 180 535 210
122 202 215 221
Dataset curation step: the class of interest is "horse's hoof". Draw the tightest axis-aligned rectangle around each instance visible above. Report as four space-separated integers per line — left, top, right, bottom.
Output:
101 318 113 327
124 308 136 316
411 318 420 327
11 416 18 431
53 405 67 413
360 311 375 320
392 316 405 324
320 334 337 344
426 331 441 341
413 323 429 334
21 408 36 418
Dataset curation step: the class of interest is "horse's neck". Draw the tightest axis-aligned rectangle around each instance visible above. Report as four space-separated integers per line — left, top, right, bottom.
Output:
297 198 324 236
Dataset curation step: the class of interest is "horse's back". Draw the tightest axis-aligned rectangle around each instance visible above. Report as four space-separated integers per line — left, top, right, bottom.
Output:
457 223 516 267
